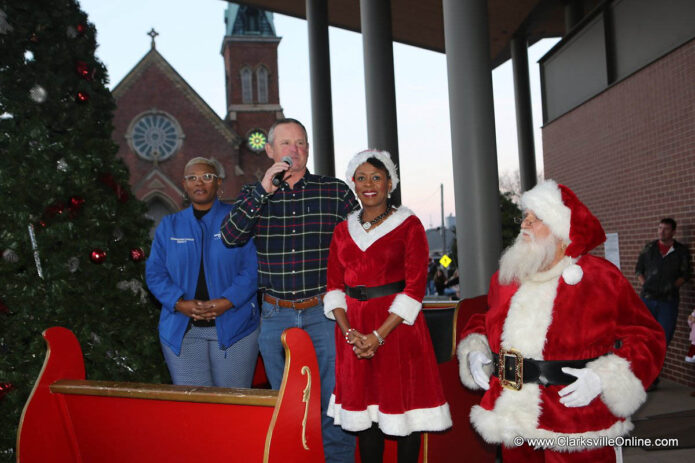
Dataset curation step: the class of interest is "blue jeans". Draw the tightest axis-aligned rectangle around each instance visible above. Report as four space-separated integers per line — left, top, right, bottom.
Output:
259 299 355 463
642 297 679 345
161 324 259 387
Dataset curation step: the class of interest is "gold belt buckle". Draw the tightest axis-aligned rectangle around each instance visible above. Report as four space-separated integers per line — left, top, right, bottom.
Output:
499 348 523 390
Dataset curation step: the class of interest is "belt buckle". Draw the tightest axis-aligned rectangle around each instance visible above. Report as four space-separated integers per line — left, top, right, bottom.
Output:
291 296 316 309
353 285 368 301
499 348 523 391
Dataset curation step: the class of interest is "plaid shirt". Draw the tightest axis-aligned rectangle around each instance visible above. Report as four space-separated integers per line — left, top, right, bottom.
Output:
221 171 358 300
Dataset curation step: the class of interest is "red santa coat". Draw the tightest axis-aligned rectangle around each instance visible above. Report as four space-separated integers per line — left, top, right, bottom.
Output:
457 254 665 451
324 207 452 436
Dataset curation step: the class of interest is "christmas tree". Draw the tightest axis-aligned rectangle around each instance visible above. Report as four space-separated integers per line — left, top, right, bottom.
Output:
0 1 169 458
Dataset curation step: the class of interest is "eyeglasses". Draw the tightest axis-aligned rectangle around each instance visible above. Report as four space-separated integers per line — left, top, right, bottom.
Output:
184 173 218 183
514 215 542 226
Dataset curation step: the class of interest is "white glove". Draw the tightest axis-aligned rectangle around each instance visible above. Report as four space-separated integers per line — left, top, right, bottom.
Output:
468 351 491 390
558 367 602 407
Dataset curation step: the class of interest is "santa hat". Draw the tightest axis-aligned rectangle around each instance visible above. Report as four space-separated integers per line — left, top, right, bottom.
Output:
345 149 399 193
520 180 605 284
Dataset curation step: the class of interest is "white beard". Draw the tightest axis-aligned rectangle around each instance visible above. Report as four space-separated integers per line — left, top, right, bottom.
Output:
498 231 559 285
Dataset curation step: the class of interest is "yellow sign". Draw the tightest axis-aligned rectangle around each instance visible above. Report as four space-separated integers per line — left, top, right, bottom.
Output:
439 254 452 268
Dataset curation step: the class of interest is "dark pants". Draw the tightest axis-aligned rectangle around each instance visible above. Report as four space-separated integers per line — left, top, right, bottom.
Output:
641 298 679 345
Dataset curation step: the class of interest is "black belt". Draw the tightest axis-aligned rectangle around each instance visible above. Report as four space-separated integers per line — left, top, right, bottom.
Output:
492 349 598 390
345 281 406 301
191 319 216 328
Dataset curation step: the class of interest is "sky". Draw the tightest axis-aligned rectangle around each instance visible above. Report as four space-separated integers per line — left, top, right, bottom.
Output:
79 0 557 228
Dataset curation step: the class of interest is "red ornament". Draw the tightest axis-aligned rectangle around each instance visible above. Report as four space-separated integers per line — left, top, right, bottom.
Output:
0 298 9 314
77 23 86 34
90 249 107 264
129 248 145 262
68 196 85 217
99 173 129 203
76 91 89 103
0 383 14 401
76 61 91 80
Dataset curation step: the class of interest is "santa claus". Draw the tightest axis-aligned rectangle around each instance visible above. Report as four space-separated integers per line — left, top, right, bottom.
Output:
457 180 665 462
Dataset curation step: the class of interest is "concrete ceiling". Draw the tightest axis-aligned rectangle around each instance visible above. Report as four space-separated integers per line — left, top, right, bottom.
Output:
229 0 600 68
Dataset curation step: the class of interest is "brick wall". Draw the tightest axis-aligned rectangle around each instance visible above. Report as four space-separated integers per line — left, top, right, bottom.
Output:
113 59 270 207
542 39 695 386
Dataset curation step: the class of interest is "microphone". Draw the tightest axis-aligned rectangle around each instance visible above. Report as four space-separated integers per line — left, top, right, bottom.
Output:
272 156 293 187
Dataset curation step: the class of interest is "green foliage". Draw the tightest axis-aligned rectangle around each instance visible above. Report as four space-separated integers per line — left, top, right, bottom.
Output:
499 191 521 250
0 1 168 459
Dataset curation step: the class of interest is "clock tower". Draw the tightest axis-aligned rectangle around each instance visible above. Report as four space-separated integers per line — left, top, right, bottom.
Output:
222 3 283 177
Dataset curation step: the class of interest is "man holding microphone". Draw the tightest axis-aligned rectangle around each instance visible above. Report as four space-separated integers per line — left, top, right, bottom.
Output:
221 118 358 462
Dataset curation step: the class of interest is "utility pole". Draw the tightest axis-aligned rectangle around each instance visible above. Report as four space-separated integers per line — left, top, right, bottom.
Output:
441 183 446 255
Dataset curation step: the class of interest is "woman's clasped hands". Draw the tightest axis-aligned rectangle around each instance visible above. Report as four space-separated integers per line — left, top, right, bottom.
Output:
346 329 380 359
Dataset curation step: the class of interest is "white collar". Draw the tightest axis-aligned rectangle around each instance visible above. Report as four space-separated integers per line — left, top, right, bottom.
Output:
347 206 414 251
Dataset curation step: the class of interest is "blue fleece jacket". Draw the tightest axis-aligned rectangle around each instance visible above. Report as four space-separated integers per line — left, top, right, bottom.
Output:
146 199 258 355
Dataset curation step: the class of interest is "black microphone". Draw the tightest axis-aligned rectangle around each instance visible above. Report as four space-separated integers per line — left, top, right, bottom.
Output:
272 156 293 187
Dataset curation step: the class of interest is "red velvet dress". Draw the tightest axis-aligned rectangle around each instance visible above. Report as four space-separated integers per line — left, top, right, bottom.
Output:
323 207 452 436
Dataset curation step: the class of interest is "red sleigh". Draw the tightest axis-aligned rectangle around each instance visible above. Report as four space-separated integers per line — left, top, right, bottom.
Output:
17 299 495 462
17 326 323 463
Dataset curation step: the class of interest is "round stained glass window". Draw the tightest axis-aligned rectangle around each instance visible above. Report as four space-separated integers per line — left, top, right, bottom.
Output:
127 111 184 161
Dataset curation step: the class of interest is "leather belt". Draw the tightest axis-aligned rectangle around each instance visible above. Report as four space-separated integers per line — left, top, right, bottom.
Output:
191 319 216 327
344 280 406 301
492 349 598 390
263 293 323 310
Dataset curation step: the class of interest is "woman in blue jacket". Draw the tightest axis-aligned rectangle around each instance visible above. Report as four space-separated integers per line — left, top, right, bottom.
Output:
146 157 259 387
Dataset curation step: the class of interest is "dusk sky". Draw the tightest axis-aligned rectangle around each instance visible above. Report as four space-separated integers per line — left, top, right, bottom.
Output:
80 0 556 227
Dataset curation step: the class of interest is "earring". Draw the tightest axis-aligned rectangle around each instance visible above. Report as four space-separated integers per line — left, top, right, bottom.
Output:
388 192 391 199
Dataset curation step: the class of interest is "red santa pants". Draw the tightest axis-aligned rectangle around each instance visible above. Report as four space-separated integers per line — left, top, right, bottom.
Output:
502 443 616 462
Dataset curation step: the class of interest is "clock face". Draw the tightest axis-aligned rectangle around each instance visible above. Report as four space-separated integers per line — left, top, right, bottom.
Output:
247 130 267 152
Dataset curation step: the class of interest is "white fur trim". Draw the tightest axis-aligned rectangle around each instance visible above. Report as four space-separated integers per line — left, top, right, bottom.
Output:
562 262 583 285
345 149 399 193
586 354 646 418
388 293 421 325
323 289 347 320
347 206 414 251
520 180 571 243
328 394 452 436
470 390 634 451
501 271 561 359
456 333 492 389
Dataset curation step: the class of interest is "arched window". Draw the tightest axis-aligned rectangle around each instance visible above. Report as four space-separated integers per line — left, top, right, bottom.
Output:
241 67 253 104
256 66 269 104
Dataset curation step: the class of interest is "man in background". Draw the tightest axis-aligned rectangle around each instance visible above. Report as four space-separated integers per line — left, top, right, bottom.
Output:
636 218 691 346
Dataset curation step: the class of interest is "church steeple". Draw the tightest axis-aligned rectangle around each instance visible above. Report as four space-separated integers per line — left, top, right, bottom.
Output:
221 3 283 167
224 4 276 37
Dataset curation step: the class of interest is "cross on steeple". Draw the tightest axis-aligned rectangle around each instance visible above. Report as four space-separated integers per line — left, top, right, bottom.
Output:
147 28 159 49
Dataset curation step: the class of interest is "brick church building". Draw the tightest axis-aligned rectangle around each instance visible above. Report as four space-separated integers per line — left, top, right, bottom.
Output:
111 4 283 232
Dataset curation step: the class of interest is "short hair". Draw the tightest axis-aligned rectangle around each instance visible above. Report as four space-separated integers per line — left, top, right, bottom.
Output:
364 157 391 178
184 156 219 175
660 218 677 230
267 118 308 145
